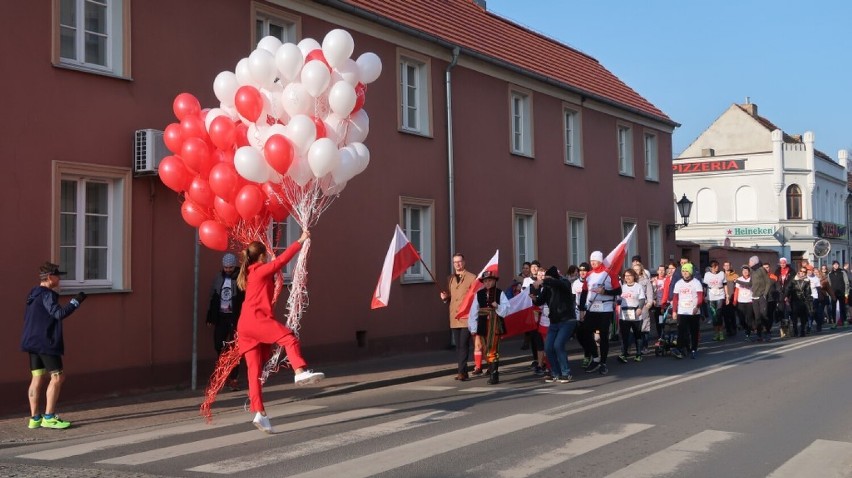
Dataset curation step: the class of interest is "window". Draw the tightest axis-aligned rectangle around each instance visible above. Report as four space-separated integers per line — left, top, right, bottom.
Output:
55 0 129 77
397 51 432 136
648 223 662 269
401 198 434 282
513 209 537 275
567 214 587 266
563 107 582 166
644 133 658 181
617 125 633 176
622 220 638 271
55 162 131 290
786 184 802 219
510 89 533 156
269 216 302 281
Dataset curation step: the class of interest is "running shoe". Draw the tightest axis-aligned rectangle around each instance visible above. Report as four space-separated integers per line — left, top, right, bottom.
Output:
584 361 601 373
544 375 556 383
617 355 628 364
252 412 274 434
471 368 484 376
634 354 643 362
581 357 591 368
40 415 71 429
598 364 609 375
27 417 41 429
671 349 684 359
557 375 573 383
690 350 697 359
294 370 325 386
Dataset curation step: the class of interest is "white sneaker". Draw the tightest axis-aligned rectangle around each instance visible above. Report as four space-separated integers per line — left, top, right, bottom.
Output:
252 412 274 434
294 370 325 386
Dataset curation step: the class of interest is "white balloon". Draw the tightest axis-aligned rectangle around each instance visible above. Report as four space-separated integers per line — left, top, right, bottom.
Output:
287 155 314 187
218 103 239 120
256 35 283 55
248 49 277 89
323 112 346 145
344 109 369 144
349 142 371 176
356 52 382 84
301 60 332 97
297 38 322 58
286 114 317 157
321 29 354 69
213 71 239 106
246 123 268 149
204 108 227 132
281 82 314 117
332 146 359 183
328 81 357 117
320 176 346 196
275 43 304 82
263 124 288 143
235 58 256 86
234 146 271 183
307 138 341 178
333 59 360 86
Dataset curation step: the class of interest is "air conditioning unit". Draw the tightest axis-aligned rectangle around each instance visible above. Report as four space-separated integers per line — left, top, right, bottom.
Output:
133 129 168 176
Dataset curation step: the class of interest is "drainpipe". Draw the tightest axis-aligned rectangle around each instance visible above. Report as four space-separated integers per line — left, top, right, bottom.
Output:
446 46 460 259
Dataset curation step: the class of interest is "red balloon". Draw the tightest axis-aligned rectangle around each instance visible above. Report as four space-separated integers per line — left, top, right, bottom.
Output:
209 116 237 151
262 182 292 221
181 114 207 140
352 83 367 114
188 176 215 208
235 123 250 147
234 85 263 123
158 155 191 192
199 220 229 251
173 93 201 121
180 198 211 227
263 134 295 175
181 137 211 176
208 162 240 203
305 49 331 70
213 196 240 227
163 123 184 154
312 116 327 140
212 148 235 165
235 184 265 220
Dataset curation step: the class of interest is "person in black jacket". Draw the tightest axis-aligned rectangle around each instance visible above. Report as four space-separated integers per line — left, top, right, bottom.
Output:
531 266 576 383
206 253 245 391
20 262 86 430
785 266 813 337
828 261 849 328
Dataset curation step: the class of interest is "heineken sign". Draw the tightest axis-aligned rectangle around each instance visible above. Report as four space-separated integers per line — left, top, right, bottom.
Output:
726 226 775 236
673 159 746 174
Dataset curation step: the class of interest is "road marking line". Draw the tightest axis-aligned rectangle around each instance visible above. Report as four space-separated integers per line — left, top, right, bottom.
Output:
531 388 594 395
603 430 740 477
402 385 456 391
188 409 466 474
16 404 324 461
767 439 852 477
96 408 392 466
284 413 552 478
459 387 501 393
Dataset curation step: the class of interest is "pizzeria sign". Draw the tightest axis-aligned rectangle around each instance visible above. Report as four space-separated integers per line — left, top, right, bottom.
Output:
673 159 746 174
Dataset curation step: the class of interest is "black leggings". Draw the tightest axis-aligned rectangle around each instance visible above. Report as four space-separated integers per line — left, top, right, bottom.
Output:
619 320 642 356
737 302 754 333
677 314 701 352
583 311 613 363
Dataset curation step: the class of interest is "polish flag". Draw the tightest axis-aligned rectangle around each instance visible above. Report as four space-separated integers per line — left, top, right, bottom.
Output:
502 292 537 338
454 250 499 319
371 225 421 309
604 225 636 275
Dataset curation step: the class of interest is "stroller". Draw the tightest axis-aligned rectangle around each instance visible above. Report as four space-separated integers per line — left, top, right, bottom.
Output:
654 305 678 356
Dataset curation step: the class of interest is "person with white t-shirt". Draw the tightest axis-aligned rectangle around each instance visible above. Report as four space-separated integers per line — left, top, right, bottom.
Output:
617 269 646 363
671 263 704 359
703 260 727 342
733 265 755 341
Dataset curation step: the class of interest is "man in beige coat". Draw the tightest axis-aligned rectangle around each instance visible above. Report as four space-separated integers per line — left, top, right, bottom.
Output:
440 253 477 380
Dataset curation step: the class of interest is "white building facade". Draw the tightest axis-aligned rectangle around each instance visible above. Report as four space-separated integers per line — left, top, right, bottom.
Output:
673 103 849 266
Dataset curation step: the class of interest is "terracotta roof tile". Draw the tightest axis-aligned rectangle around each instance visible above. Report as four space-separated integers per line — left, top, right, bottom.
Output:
338 0 673 124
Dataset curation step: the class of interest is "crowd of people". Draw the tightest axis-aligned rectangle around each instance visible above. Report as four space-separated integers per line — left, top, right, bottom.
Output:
441 252 852 385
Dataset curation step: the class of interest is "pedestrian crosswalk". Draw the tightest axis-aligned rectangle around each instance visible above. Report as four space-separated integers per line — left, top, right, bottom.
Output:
10 404 852 477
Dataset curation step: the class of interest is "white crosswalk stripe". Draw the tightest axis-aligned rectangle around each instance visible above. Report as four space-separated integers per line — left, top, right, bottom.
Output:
603 430 741 478
531 388 594 395
767 439 852 477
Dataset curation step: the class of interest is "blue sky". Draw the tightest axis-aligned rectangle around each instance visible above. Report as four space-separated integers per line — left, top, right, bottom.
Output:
486 1 852 159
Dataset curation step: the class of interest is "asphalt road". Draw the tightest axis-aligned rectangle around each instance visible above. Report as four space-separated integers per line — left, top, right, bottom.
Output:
2 330 851 477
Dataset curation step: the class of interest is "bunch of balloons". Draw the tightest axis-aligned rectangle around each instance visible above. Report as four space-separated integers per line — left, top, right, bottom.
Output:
159 29 381 252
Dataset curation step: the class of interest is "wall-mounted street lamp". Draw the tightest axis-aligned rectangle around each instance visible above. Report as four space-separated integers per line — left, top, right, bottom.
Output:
666 194 693 236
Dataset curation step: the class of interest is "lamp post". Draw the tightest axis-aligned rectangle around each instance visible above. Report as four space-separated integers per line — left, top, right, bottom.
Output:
666 194 693 236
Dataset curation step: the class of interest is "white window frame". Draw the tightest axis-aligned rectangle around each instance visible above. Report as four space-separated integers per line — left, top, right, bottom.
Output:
250 2 302 44
400 197 434 283
567 213 587 267
54 0 129 78
53 161 131 290
509 87 534 156
268 216 303 282
617 124 633 176
621 219 638 271
513 208 537 275
644 132 658 181
648 223 662 269
397 49 432 136
563 106 583 166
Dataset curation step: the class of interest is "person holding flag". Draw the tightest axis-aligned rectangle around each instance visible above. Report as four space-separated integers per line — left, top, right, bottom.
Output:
468 270 509 384
439 254 477 380
581 251 622 375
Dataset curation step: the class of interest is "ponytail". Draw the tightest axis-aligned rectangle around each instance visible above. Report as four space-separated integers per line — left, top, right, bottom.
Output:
236 241 267 290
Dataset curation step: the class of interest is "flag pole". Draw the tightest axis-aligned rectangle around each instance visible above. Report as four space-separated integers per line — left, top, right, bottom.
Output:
419 257 444 291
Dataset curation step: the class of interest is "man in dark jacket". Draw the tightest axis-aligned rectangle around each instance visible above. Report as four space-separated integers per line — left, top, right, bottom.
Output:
828 261 849 328
21 262 86 430
785 265 813 337
206 253 245 391
532 266 576 383
749 256 773 341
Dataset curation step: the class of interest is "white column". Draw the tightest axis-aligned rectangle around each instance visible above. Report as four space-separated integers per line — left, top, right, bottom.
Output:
805 131 815 221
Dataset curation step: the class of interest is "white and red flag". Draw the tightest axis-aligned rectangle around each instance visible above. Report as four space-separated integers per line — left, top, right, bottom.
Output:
502 292 537 338
371 225 421 309
454 250 499 319
603 225 636 275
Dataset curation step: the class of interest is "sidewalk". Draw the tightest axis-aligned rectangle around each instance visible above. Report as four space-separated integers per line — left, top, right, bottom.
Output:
0 337 534 447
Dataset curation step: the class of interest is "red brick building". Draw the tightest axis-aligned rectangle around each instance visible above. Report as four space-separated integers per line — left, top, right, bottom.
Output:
0 0 677 412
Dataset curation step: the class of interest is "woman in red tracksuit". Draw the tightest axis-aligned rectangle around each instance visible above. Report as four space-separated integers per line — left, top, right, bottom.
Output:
237 230 324 433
